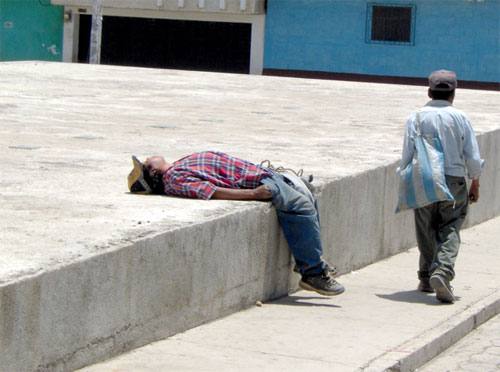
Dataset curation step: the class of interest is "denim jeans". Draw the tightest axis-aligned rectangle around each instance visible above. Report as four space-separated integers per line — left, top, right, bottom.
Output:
261 172 326 276
414 176 469 281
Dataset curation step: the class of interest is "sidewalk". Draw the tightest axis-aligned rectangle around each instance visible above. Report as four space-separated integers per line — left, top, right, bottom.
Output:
79 216 500 372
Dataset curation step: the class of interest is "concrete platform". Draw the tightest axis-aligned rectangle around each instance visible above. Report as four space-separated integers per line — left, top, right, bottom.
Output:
78 216 500 372
1 62 499 371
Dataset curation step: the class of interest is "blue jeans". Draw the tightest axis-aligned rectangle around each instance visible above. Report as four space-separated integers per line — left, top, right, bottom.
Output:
261 172 326 276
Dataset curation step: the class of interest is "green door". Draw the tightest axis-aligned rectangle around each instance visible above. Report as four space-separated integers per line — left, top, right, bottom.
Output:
0 0 63 61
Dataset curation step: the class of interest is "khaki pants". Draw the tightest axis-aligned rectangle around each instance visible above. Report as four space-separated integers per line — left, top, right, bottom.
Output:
414 176 469 281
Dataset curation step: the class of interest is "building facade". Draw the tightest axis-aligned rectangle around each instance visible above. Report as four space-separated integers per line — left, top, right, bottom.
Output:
264 0 500 88
0 0 63 61
1 0 498 88
53 0 266 74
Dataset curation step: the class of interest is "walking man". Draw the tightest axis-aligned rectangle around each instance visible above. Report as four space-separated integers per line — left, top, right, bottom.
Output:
400 70 484 303
128 151 345 296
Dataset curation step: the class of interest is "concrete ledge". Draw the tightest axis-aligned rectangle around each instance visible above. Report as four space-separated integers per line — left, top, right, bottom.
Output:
363 290 500 372
2 205 290 371
1 62 499 371
75 217 500 372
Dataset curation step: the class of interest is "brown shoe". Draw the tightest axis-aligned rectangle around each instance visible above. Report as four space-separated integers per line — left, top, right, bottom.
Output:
418 278 434 293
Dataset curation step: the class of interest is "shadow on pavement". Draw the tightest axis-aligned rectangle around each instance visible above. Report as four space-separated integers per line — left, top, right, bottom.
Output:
376 290 442 305
272 295 342 308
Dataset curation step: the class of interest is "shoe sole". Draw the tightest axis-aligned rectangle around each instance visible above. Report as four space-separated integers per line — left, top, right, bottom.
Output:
299 280 345 297
430 276 455 303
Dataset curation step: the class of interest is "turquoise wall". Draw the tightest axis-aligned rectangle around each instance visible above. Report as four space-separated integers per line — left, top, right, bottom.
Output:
264 0 500 82
0 0 63 61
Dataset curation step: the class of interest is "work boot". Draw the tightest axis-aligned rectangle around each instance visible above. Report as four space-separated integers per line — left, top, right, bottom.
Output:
430 275 455 303
417 278 434 293
299 269 345 296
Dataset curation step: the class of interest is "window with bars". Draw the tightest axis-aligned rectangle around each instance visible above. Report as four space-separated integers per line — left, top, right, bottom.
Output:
367 3 415 45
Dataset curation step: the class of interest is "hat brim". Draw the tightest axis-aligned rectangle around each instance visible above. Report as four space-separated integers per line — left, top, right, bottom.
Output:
128 156 152 193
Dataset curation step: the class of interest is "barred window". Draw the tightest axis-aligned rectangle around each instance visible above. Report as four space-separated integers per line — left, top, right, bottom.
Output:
367 4 415 44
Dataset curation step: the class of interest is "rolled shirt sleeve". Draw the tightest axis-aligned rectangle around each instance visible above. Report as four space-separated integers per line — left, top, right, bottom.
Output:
462 118 485 179
399 115 416 171
165 171 217 200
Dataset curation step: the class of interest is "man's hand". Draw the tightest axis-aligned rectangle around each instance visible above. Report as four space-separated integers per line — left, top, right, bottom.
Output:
252 185 273 200
469 179 480 203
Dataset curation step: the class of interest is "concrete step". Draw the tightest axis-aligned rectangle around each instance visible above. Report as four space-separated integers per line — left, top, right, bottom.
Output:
79 216 500 372
419 314 500 372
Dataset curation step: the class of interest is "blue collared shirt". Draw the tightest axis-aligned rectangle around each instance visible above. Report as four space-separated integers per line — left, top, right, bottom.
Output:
400 100 484 179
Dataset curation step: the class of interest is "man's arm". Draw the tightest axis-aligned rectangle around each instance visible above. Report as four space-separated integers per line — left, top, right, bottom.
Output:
212 185 272 201
461 117 483 204
462 117 484 180
400 115 415 170
166 170 272 201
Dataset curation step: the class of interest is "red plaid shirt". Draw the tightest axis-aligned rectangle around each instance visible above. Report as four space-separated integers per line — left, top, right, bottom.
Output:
163 151 271 200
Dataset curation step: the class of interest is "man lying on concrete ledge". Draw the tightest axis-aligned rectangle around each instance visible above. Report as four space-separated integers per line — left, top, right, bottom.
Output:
127 151 345 296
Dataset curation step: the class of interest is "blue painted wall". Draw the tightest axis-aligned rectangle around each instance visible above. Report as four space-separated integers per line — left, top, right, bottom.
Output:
264 0 500 82
0 0 63 61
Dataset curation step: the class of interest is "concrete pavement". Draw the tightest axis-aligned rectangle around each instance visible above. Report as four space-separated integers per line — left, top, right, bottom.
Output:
79 216 500 372
420 314 500 372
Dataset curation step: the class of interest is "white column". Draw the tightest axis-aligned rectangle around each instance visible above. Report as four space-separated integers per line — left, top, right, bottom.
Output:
249 14 265 75
89 0 103 64
62 8 80 62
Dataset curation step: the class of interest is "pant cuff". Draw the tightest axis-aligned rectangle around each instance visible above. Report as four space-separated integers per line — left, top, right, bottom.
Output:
302 262 325 277
431 269 454 282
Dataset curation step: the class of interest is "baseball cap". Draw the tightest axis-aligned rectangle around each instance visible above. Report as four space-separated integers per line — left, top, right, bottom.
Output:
428 69 457 91
127 156 152 193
